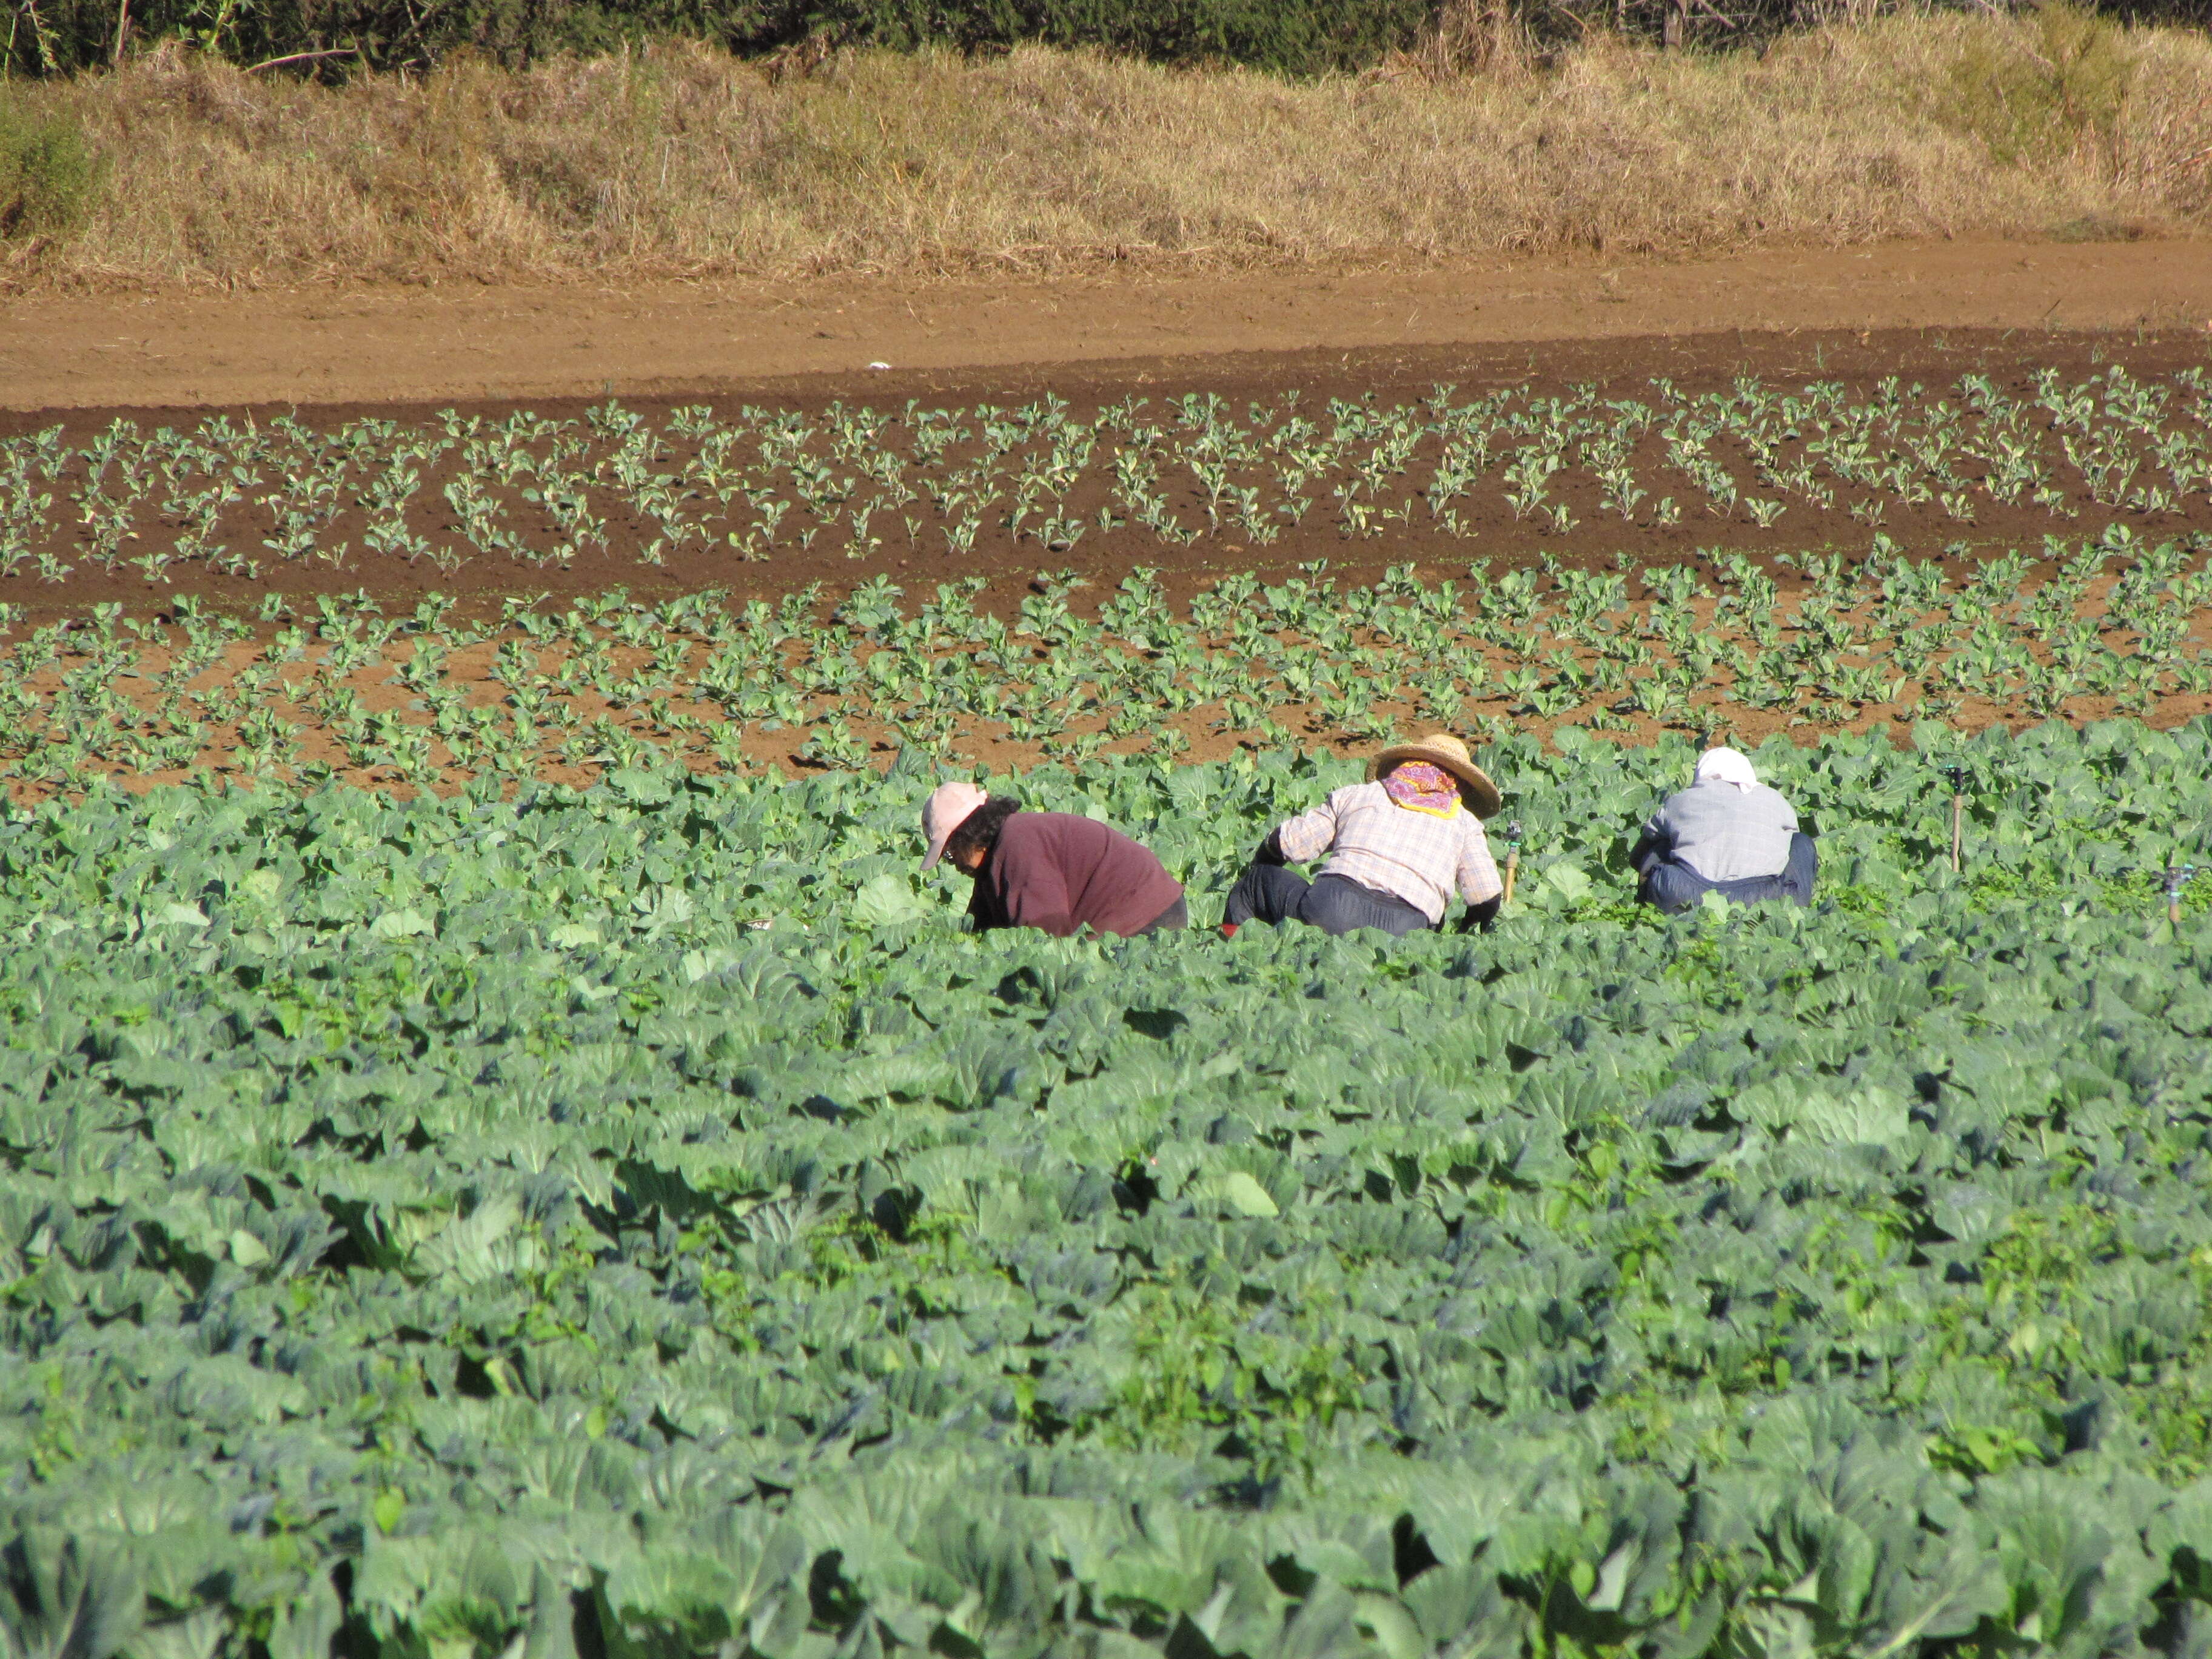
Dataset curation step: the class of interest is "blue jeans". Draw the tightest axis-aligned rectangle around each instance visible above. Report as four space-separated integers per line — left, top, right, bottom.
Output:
1638 834 1818 915
1224 866 1433 937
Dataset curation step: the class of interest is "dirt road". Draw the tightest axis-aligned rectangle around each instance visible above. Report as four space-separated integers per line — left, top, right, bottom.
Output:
6 238 2208 412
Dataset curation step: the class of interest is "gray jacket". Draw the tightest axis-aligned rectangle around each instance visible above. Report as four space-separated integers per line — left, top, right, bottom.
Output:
1642 779 1798 882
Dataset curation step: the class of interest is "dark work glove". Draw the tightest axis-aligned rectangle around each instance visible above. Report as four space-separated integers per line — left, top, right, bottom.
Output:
1254 828 1288 866
1455 896 1501 934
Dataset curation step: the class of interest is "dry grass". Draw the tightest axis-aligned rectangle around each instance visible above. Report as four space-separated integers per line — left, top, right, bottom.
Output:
8 8 2212 289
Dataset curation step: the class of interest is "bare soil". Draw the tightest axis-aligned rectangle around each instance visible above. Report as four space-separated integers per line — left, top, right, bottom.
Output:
7 241 2211 415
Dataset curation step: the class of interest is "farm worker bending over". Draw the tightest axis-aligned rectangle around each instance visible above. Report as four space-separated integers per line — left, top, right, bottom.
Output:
1629 746 1817 914
1221 734 1504 939
920 782 1188 937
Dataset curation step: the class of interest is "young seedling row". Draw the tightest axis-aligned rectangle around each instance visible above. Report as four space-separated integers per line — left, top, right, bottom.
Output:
5 366 2209 586
0 530 2205 792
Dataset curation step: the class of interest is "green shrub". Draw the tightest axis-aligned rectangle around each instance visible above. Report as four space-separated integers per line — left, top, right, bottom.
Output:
0 102 100 241
1938 2 2137 166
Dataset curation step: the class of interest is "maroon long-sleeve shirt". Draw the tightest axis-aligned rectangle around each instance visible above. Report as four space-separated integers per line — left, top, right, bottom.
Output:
965 812 1184 939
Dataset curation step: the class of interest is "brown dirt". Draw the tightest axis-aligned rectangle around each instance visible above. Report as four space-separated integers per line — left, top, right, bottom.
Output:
8 240 2211 415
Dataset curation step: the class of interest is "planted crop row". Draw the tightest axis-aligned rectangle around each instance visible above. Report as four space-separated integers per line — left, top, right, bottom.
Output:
5 722 2212 1659
5 365 2210 583
0 530 2208 790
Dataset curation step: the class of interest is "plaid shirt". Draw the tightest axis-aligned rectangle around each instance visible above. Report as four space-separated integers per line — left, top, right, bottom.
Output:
1275 782 1502 925
1643 780 1798 882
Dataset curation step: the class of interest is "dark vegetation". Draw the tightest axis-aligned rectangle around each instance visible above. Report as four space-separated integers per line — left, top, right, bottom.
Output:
19 0 1447 77
7 0 2208 82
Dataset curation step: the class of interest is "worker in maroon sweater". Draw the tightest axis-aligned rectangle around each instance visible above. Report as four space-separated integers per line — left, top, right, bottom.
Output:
920 782 1188 937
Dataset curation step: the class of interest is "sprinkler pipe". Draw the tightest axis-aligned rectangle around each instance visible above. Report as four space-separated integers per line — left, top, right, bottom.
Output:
1946 765 1964 876
2159 862 2194 929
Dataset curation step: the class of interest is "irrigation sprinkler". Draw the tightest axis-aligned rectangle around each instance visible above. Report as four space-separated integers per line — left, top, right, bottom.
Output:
1501 820 1523 908
2164 863 2197 926
1945 765 1967 873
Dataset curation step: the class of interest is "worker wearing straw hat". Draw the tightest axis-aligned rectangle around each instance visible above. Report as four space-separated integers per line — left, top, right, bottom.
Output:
1221 734 1505 939
1629 745 1817 914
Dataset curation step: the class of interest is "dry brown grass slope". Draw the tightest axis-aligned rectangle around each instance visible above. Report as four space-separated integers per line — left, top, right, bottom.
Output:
8 6 2212 290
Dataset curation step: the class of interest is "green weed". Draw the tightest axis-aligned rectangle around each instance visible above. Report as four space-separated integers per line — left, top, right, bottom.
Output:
0 98 99 241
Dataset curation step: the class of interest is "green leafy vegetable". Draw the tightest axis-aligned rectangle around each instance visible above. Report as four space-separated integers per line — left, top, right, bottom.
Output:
0 720 2210 1658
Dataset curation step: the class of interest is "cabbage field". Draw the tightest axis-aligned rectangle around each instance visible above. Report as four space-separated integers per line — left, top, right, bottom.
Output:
8 719 2212 1659
0 529 2208 789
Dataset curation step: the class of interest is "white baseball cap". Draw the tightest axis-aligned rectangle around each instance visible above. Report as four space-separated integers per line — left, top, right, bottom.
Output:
919 781 989 871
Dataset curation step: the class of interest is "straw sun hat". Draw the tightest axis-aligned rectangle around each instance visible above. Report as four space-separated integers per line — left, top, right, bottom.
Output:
1368 733 1503 819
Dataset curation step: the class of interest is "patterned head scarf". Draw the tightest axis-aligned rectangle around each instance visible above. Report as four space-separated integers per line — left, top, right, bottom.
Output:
1382 760 1462 817
1695 748 1758 791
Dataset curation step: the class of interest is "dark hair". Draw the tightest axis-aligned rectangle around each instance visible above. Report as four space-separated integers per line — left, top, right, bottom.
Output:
942 795 1021 868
